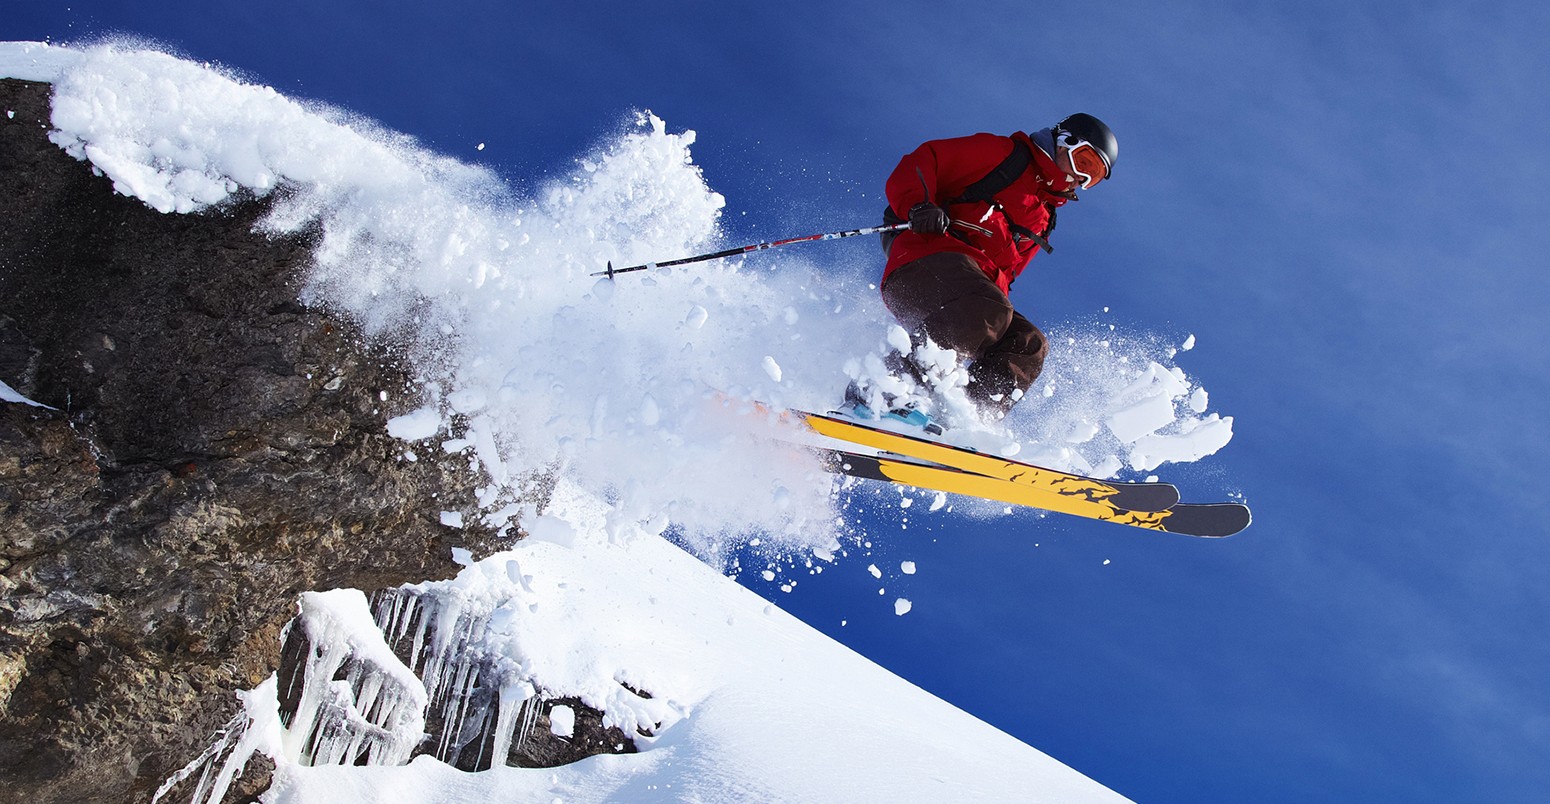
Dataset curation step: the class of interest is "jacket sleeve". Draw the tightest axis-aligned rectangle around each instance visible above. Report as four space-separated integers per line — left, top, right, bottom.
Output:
885 134 1017 215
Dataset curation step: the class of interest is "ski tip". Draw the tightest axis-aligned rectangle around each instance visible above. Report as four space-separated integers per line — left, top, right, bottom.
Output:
1162 503 1252 538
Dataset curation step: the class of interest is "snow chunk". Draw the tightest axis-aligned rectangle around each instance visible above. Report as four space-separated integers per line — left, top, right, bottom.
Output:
386 407 441 441
439 511 464 528
446 388 487 414
900 561 917 575
1127 414 1235 472
761 355 783 383
549 704 575 738
1106 393 1175 442
522 510 579 548
894 599 913 616
1104 363 1192 441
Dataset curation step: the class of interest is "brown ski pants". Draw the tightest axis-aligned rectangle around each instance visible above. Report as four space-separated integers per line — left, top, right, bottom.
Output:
880 251 1049 414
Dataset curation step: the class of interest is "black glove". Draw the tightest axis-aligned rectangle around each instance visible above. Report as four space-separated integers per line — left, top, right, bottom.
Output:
908 202 950 236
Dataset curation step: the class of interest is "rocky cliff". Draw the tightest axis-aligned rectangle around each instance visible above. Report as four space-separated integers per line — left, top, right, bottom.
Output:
0 77 506 802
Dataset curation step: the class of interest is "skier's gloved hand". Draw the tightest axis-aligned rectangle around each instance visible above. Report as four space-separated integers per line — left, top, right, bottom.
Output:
908 202 950 236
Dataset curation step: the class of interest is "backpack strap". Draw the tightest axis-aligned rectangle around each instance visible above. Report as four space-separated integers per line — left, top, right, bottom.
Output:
947 138 1033 206
946 139 1055 255
1008 218 1053 255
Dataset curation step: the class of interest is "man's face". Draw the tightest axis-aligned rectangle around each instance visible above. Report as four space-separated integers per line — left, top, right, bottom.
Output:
1063 141 1110 189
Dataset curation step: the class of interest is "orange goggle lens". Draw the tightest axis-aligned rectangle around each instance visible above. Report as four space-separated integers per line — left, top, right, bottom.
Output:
1066 139 1110 188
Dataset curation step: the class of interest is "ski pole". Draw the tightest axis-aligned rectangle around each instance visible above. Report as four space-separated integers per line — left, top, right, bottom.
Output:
593 222 910 278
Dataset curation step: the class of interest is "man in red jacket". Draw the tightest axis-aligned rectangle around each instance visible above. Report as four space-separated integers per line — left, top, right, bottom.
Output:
857 113 1117 425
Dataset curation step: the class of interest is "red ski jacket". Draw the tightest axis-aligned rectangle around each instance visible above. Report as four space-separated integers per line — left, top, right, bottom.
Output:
883 131 1075 295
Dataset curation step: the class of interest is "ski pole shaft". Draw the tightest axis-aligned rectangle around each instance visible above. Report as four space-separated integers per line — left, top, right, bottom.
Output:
594 222 910 278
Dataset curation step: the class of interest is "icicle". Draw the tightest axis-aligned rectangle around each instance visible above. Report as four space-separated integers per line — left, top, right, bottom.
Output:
407 594 430 673
514 695 542 758
435 659 481 760
488 681 532 769
151 711 244 803
281 631 354 761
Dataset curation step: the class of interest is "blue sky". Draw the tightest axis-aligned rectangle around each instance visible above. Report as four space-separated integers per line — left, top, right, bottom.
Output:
14 1 1550 800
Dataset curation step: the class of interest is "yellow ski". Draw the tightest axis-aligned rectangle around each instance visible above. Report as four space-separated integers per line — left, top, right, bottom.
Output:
823 449 1250 538
795 409 1180 513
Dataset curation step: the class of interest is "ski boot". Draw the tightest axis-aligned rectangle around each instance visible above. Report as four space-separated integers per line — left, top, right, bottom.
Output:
837 381 945 436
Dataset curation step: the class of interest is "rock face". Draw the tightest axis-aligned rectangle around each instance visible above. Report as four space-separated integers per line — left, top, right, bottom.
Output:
0 78 503 802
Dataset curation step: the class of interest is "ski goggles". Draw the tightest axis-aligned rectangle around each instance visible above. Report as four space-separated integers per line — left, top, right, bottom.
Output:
1060 134 1111 189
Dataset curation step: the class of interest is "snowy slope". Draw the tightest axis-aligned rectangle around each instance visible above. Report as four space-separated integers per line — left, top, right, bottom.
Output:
259 479 1126 802
1 40 1242 801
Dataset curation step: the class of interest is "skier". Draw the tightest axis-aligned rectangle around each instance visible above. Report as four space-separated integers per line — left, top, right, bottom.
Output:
848 113 1117 427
